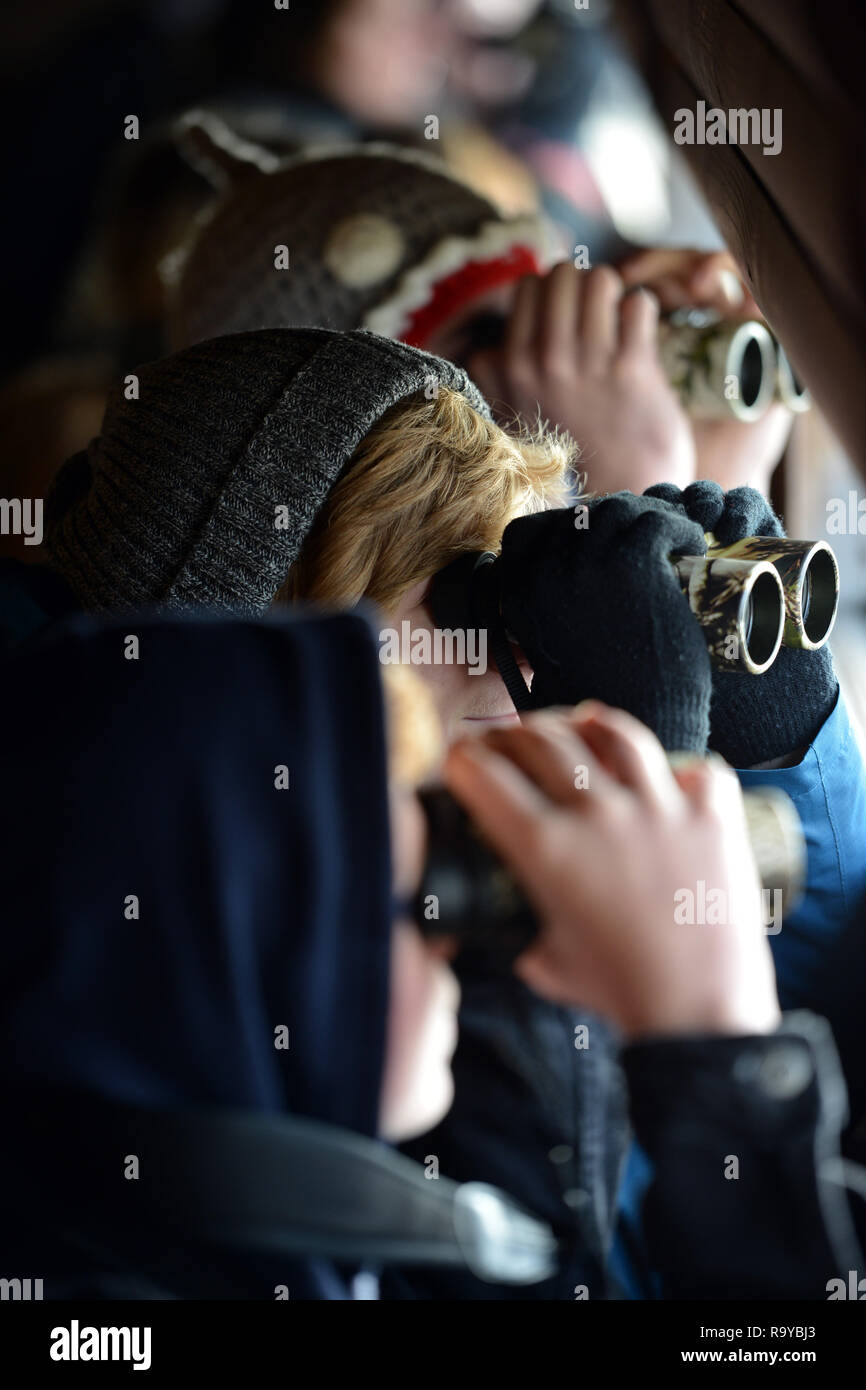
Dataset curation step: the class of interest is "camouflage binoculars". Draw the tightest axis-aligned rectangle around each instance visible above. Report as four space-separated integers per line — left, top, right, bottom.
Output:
431 527 839 681
658 308 810 421
673 534 839 674
461 302 808 422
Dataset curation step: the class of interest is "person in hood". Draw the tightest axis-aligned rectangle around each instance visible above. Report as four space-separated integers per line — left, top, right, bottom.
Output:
0 607 461 1299
0 606 860 1300
25 324 866 1297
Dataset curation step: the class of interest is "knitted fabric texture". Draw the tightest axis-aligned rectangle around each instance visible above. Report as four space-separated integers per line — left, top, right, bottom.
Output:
167 140 546 349
646 481 840 766
498 496 714 755
45 327 490 615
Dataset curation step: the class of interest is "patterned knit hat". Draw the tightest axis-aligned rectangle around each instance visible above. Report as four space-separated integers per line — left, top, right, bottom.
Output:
45 327 491 614
165 113 552 351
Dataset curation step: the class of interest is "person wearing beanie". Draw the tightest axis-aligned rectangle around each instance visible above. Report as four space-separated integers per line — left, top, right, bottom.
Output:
163 114 792 499
40 326 573 744
31 323 716 1302
32 326 866 1302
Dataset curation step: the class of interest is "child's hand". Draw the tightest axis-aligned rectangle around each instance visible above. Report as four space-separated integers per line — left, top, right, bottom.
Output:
644 483 839 767
617 247 761 320
618 248 793 495
445 702 781 1040
498 495 712 754
466 262 696 496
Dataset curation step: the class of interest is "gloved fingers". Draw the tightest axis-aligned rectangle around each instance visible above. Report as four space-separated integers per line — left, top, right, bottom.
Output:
646 480 784 543
500 506 576 571
586 492 707 555
678 480 727 533
584 491 649 543
643 482 685 507
608 504 707 561
714 485 785 544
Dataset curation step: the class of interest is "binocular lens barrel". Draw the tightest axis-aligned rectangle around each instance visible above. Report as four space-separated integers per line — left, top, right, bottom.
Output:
659 318 778 422
672 554 785 674
432 530 838 687
774 344 812 413
705 536 839 650
658 313 812 421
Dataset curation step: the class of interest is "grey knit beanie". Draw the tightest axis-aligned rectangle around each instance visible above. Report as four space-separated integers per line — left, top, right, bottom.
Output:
45 327 491 614
164 114 550 349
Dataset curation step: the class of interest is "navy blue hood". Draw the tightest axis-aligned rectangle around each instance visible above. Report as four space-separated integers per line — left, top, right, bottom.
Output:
0 608 392 1134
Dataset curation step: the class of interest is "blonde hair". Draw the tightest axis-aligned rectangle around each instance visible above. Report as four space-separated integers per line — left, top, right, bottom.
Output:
284 387 575 612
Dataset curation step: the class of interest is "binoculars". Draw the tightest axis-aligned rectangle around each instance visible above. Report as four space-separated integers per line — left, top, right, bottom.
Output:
432 528 839 680
416 781 805 962
461 303 808 422
673 534 839 674
658 309 811 420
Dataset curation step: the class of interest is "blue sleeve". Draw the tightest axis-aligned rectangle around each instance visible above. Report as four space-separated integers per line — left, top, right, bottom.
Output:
736 692 866 1011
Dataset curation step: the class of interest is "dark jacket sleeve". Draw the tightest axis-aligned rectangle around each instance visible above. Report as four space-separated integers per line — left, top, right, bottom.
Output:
621 1011 864 1299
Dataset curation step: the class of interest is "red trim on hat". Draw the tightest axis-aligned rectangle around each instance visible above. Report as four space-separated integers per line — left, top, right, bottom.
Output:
401 245 541 350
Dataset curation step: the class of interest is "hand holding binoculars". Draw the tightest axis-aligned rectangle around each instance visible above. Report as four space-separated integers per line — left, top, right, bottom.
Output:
463 298 808 422
416 780 806 960
432 525 839 680
658 308 810 421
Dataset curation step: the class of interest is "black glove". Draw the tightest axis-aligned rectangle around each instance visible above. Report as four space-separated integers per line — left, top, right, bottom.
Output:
498 494 712 753
645 482 839 766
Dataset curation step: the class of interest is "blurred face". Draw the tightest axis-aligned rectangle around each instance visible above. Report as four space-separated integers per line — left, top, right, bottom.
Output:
389 577 526 744
380 786 460 1142
447 0 544 36
316 0 456 125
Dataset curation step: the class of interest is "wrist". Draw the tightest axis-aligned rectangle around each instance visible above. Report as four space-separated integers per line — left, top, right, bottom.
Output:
617 965 781 1041
622 998 782 1042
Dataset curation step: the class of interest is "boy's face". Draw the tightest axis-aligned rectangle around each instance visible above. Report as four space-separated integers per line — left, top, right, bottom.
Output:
380 785 460 1143
389 576 526 745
